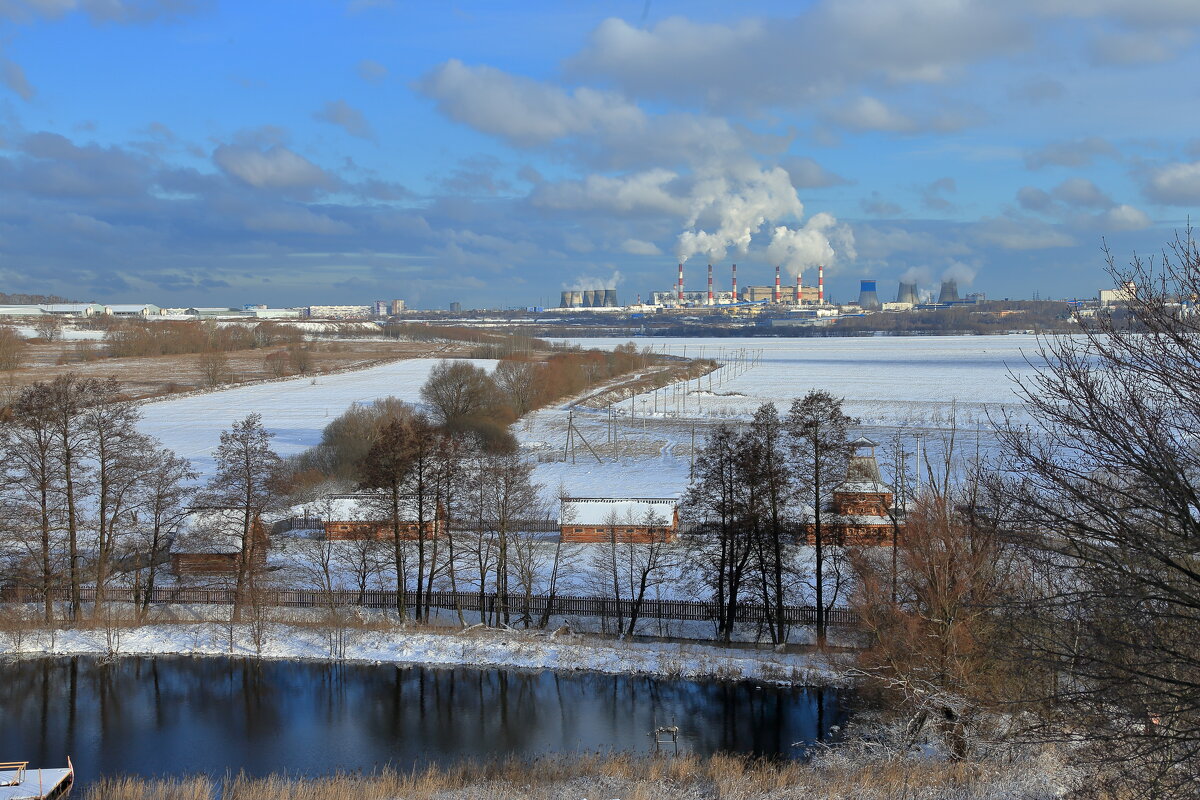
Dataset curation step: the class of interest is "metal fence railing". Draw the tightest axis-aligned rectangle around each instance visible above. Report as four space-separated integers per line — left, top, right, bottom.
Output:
1 585 860 628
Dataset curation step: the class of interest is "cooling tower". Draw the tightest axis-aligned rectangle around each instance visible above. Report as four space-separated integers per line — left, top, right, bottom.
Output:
858 279 881 310
583 290 598 307
559 291 572 309
897 282 918 305
603 289 617 307
569 291 583 308
938 280 960 304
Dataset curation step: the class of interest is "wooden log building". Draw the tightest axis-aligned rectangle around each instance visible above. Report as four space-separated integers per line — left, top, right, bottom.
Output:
802 437 905 546
559 497 678 543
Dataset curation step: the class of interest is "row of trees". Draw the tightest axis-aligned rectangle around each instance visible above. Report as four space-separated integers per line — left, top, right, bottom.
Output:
0 376 196 621
682 395 858 646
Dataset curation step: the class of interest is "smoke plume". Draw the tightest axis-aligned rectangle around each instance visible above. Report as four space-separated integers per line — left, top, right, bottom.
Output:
766 213 856 278
564 270 623 291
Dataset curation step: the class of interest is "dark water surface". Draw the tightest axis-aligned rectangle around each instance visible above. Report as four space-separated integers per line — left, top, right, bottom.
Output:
1 655 851 789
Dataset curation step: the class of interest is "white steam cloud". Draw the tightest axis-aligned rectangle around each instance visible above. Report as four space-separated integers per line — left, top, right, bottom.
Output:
942 261 977 285
674 163 854 278
564 270 623 291
766 213 856 278
675 165 802 263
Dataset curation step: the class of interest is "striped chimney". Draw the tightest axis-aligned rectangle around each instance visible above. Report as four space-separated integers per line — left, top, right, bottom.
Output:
774 265 781 303
731 263 737 302
677 263 684 303
707 263 714 304
795 270 803 304
818 264 825 304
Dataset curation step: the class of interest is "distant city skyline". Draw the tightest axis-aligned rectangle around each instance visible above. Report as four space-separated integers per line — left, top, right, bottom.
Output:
0 1 1196 308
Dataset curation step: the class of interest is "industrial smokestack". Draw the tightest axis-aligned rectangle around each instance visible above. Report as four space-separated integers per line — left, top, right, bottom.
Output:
938 279 960 304
677 263 684 304
774 266 781 303
795 271 803 305
897 282 918 305
818 264 825 305
858 279 881 310
731 263 737 302
707 264 714 305
603 288 617 307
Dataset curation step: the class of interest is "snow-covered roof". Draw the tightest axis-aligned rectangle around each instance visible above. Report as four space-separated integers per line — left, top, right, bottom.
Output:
560 497 677 526
174 508 255 553
42 303 107 315
838 480 892 494
0 305 48 316
108 303 162 315
306 494 432 523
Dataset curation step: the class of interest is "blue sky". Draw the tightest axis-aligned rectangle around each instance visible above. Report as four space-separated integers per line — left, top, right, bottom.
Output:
0 0 1198 308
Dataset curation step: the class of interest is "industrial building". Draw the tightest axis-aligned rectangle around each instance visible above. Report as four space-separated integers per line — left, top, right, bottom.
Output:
559 288 619 308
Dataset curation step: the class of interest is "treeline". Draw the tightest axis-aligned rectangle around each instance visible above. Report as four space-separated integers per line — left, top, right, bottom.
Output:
0 292 70 304
103 320 304 358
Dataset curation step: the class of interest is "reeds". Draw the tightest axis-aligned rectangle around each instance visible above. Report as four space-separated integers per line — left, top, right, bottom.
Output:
84 750 1055 800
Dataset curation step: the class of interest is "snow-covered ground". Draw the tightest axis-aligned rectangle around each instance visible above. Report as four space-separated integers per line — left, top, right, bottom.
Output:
139 358 496 478
0 622 846 686
136 335 1042 499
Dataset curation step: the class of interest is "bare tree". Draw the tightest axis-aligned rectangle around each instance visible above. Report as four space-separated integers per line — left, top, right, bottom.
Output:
1 387 62 622
201 413 282 620
849 496 1020 759
681 424 756 643
0 325 26 371
420 359 497 427
35 315 62 343
786 390 856 648
133 450 195 618
198 350 231 387
994 232 1200 797
493 359 542 416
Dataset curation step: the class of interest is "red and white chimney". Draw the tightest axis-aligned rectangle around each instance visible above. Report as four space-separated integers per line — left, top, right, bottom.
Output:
774 265 781 303
677 263 684 304
795 270 802 305
818 264 825 305
707 263 714 305
731 263 737 302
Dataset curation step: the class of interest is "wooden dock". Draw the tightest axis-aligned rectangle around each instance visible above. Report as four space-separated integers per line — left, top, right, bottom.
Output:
0 760 73 800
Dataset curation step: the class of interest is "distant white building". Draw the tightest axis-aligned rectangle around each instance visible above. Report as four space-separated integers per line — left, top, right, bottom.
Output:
306 305 372 319
42 303 108 317
1100 281 1137 307
107 304 164 317
0 304 50 317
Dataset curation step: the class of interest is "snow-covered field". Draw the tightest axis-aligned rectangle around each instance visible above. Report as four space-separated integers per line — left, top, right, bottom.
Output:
139 358 496 477
136 335 1043 498
0 622 845 686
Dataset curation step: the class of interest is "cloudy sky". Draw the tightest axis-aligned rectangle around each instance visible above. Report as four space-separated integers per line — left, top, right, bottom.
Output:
0 0 1197 308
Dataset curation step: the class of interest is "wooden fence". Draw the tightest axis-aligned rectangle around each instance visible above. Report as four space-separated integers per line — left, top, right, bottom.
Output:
2 586 860 628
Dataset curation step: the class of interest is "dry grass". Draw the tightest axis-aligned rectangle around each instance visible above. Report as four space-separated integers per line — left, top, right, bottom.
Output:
84 751 1062 800
0 339 478 400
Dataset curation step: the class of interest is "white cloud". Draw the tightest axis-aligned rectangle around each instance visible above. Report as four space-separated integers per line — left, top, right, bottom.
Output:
529 169 687 216
829 96 918 133
417 59 643 147
1052 177 1113 209
620 238 662 256
313 99 375 141
1142 160 1200 204
213 145 337 192
975 217 1076 249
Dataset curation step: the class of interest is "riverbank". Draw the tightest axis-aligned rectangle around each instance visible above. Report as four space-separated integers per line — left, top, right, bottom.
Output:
0 620 849 685
84 750 1075 800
